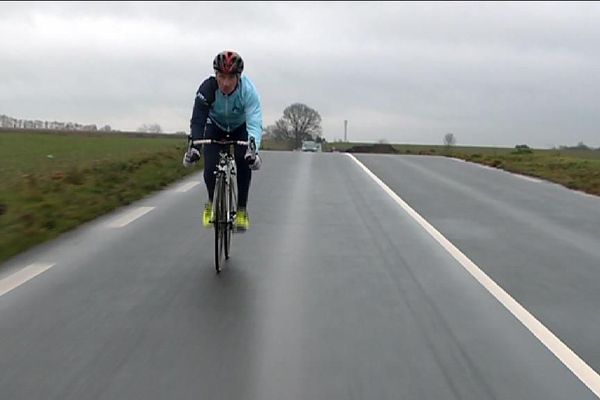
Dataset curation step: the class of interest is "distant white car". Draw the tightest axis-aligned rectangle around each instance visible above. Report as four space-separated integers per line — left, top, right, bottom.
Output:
301 140 320 152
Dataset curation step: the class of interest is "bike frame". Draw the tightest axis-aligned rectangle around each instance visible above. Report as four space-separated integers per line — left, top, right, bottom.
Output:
192 139 248 273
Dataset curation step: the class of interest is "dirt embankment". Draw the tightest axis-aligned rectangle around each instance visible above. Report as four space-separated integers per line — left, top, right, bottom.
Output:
344 143 398 154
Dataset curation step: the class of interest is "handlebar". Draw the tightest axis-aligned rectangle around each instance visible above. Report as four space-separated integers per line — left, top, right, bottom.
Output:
191 139 249 146
187 137 257 161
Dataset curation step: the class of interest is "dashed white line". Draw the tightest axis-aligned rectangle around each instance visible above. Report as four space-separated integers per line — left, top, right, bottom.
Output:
175 181 200 193
0 263 56 297
107 206 155 228
347 153 600 398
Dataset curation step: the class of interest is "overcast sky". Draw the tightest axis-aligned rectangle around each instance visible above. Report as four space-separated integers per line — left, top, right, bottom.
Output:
1 1 599 148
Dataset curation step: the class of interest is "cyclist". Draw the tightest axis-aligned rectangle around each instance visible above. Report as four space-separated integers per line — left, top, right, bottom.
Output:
183 50 263 231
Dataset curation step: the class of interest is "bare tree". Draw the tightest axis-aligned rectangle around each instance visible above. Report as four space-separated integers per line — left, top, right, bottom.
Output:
443 133 456 147
137 123 162 134
262 125 275 139
264 103 322 148
281 103 322 148
263 119 291 141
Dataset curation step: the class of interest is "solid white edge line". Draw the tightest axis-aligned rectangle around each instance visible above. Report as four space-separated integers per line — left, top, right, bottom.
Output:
107 206 155 228
577 191 598 200
449 157 542 183
0 263 56 297
175 181 200 193
346 153 600 398
511 173 542 183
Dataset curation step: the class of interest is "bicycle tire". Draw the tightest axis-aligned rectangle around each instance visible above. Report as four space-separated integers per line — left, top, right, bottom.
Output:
224 177 231 260
214 173 226 273
225 161 237 260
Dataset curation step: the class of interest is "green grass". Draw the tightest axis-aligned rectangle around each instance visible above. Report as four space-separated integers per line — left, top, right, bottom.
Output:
0 131 200 264
324 141 519 155
2 132 598 263
261 138 296 151
453 149 600 196
322 141 600 196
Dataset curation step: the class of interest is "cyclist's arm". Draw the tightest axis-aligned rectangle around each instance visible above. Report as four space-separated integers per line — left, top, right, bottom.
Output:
190 77 218 140
242 77 263 151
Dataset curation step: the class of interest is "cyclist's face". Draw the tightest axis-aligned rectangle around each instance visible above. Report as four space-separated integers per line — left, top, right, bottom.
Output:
216 72 239 95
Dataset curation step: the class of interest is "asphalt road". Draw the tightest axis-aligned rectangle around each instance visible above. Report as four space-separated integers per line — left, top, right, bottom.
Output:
0 151 598 399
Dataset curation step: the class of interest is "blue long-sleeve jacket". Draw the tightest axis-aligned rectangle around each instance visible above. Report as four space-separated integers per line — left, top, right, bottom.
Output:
190 75 263 149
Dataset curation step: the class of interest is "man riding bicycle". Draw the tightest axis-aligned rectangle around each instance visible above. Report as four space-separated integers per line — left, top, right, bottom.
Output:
183 50 263 231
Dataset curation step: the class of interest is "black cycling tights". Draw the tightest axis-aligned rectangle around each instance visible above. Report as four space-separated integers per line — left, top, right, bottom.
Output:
202 122 252 208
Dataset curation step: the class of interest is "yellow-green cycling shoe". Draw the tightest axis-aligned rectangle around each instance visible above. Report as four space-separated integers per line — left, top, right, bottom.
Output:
203 202 213 228
235 208 250 231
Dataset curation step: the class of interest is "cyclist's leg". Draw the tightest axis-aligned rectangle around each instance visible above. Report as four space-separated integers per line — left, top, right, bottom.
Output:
232 124 251 208
202 122 226 202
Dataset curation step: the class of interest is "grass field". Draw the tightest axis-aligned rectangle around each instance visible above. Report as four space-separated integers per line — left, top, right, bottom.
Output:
452 148 600 196
324 141 600 196
0 131 199 264
1 132 598 264
261 138 296 151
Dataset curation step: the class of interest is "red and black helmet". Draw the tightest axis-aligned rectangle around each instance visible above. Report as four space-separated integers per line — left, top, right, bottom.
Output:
213 50 244 74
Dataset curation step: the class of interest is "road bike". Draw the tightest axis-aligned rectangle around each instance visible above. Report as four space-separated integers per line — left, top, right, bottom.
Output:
191 138 249 273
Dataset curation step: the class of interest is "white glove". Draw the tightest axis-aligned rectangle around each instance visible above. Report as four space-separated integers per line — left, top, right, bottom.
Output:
182 147 201 168
244 137 261 170
247 154 262 170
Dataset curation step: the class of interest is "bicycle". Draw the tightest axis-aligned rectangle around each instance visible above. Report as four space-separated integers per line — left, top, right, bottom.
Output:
190 138 250 273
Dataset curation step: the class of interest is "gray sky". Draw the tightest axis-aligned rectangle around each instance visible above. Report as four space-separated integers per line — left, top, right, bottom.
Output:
1 1 599 148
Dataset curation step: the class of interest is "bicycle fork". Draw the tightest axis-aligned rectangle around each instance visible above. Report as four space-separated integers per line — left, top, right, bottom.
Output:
213 163 237 227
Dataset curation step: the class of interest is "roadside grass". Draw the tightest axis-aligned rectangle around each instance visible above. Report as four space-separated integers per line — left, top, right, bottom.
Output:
453 149 600 196
322 142 600 197
2 132 598 263
261 138 296 151
0 132 201 264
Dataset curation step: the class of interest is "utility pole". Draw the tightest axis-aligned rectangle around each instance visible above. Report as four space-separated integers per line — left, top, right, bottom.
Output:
344 120 348 142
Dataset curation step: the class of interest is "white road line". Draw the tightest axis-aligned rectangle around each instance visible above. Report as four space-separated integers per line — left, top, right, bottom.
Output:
347 153 600 398
107 206 155 228
449 157 542 183
577 191 598 200
0 263 56 297
175 181 200 193
512 173 542 183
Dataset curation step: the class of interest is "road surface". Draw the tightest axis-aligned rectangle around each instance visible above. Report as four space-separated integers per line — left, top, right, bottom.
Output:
1 151 599 399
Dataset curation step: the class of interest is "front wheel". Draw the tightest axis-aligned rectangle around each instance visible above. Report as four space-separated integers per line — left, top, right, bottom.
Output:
214 174 226 273
225 178 235 260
